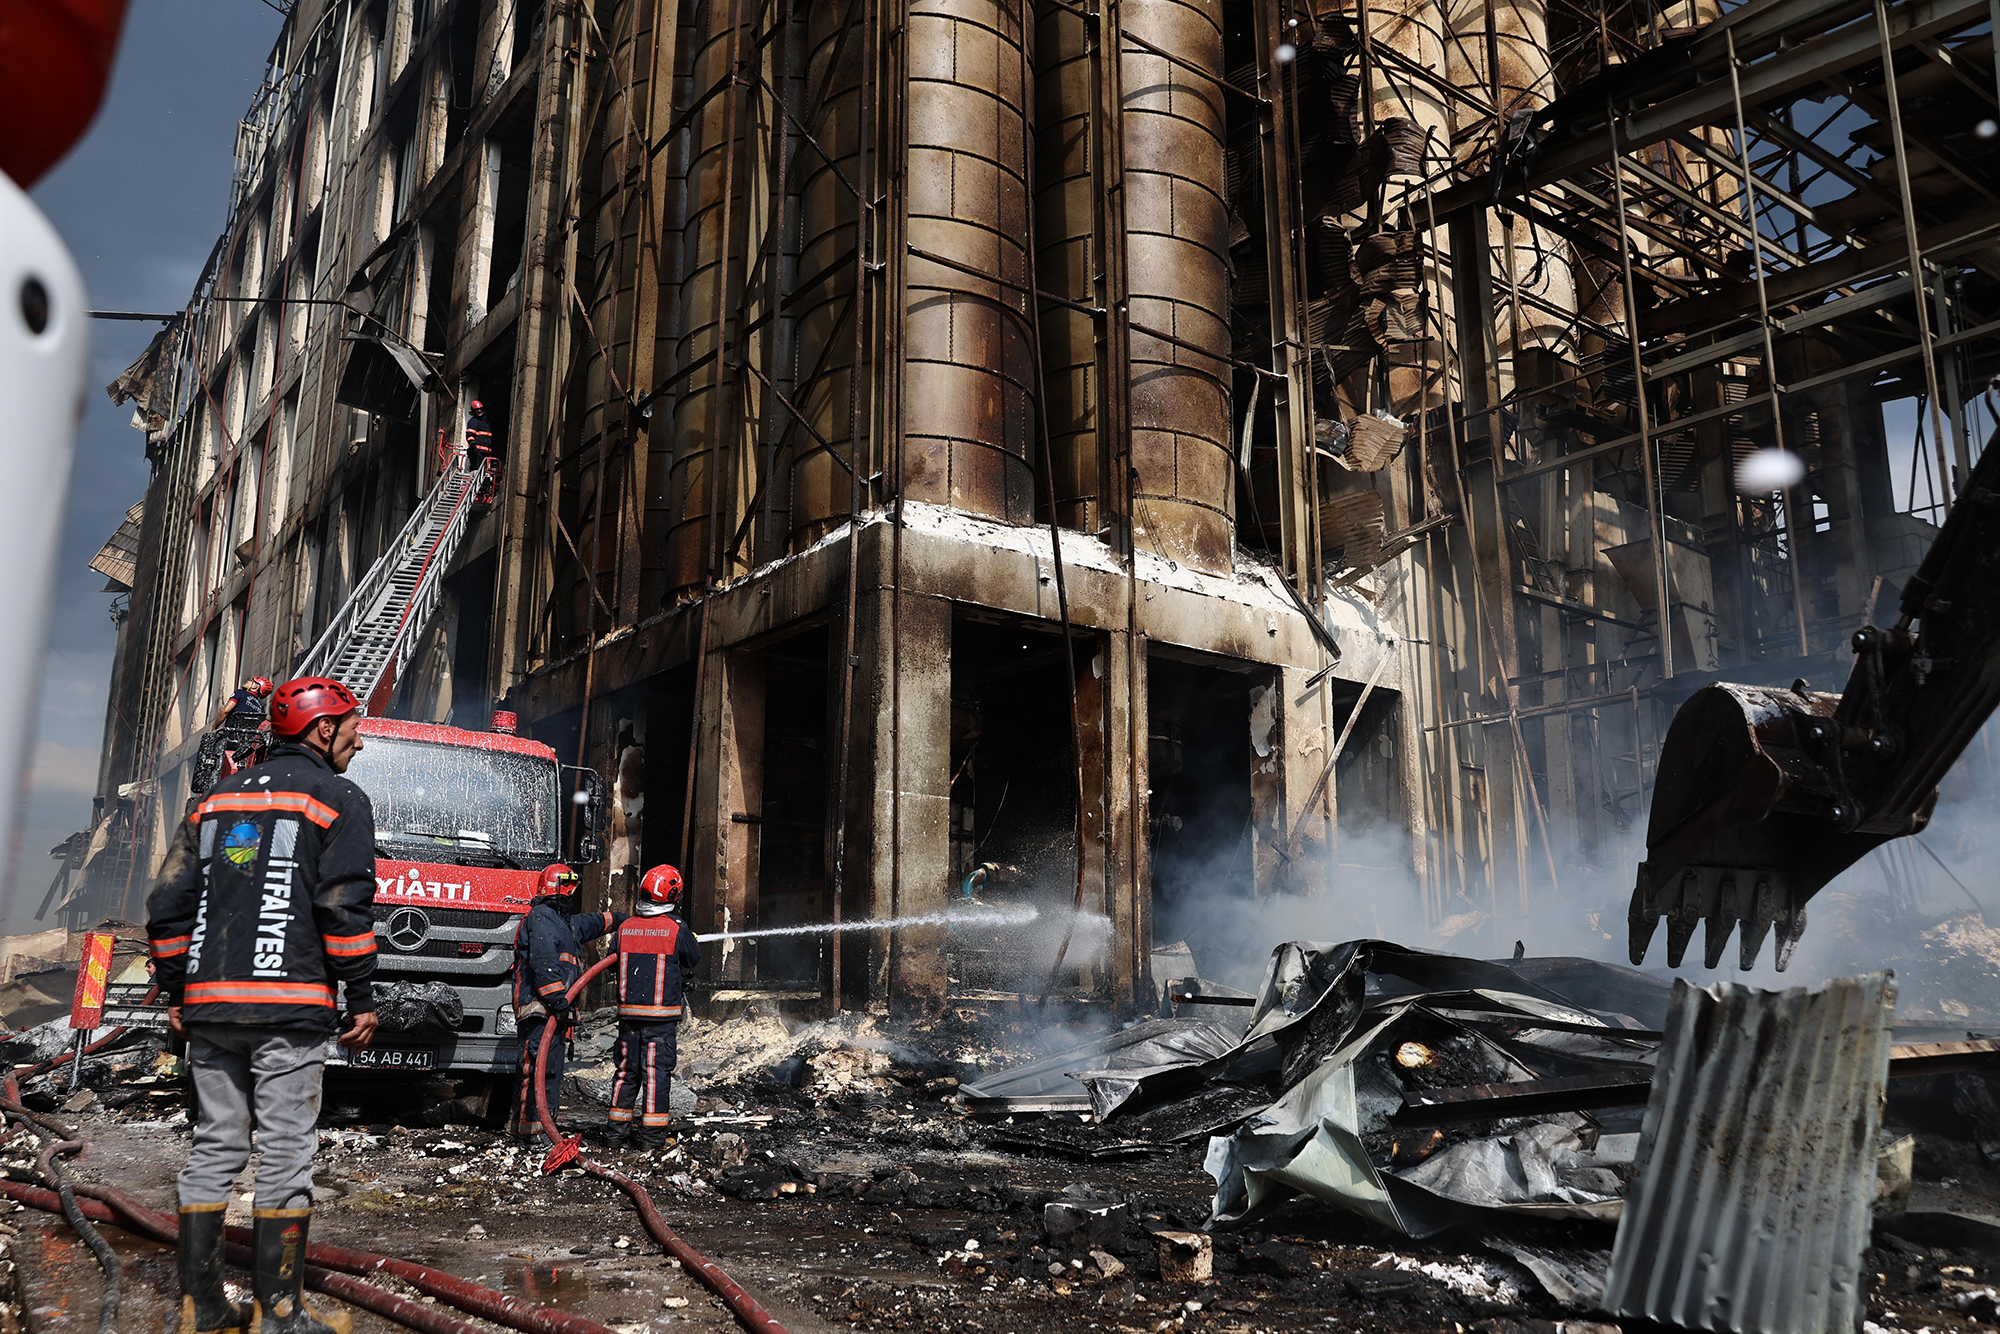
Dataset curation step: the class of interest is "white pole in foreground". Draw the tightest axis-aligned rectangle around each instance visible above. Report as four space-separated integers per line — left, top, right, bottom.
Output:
0 170 89 923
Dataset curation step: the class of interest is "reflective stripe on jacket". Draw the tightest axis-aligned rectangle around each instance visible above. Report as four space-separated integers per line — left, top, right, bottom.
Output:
616 912 700 1021
511 903 621 1020
145 744 379 1032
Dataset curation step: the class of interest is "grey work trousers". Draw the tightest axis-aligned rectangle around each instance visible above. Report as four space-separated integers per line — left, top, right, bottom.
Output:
178 1024 328 1211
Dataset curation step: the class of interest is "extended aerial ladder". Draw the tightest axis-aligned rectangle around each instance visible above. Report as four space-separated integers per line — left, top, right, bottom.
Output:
294 460 483 713
193 459 484 793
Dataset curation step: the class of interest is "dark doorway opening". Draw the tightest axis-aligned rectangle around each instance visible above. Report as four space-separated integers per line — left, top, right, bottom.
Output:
949 614 1087 995
755 626 829 985
1148 651 1263 989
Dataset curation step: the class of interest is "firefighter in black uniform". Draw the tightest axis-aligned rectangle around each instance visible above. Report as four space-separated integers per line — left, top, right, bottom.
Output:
465 399 498 503
605 865 701 1151
511 863 623 1146
148 676 379 1334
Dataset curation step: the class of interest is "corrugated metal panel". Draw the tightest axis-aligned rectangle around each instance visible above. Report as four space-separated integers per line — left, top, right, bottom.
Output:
89 501 144 591
1601 972 1895 1334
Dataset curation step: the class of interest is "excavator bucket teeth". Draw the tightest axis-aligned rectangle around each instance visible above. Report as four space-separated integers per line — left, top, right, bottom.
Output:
1627 905 1660 967
1629 681 1855 972
1701 907 1735 970
1738 901 1774 971
1664 907 1697 969
1774 909 1807 972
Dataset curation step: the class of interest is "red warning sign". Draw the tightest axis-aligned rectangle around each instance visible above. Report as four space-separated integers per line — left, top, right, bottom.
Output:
69 932 114 1030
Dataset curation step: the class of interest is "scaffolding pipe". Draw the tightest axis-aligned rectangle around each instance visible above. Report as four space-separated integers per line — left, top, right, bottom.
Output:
1606 104 1676 678
1875 0 1957 502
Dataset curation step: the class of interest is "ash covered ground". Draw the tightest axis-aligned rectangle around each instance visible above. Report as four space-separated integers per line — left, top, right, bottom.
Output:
5 998 2000 1334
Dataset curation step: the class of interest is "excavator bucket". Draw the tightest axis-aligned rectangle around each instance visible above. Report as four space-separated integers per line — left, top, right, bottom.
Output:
1627 681 1905 972
1631 432 2000 971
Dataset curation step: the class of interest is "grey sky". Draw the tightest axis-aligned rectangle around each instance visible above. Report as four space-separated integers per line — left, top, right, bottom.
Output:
6 1 283 931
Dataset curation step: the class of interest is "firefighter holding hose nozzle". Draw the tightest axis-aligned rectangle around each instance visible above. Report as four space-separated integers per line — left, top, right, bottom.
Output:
146 676 380 1334
603 865 701 1150
511 863 623 1148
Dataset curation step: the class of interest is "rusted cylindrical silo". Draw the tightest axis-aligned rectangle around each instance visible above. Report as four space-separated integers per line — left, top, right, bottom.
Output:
1120 0 1233 573
901 0 1038 523
662 0 765 595
787 2 867 551
1445 0 1576 371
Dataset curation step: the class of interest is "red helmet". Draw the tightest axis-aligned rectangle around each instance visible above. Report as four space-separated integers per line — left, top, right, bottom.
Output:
269 677 360 737
470 399 485 413
537 864 580 897
247 677 273 696
639 865 683 906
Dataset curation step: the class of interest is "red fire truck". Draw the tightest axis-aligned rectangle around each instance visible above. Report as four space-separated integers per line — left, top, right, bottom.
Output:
104 713 605 1098
333 715 604 1077
100 459 606 1106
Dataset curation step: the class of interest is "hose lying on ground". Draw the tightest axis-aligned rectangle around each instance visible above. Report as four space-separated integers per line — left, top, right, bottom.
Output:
530 955 791 1334
0 1178 487 1334
0 1097 123 1334
2 1016 624 1334
77 1183 619 1334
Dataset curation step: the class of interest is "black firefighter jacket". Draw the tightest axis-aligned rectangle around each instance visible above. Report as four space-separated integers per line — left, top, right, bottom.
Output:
512 902 623 1022
147 743 380 1032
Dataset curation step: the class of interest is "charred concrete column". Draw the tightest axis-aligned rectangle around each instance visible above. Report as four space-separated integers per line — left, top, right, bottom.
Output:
691 648 764 984
1248 674 1286 900
1120 0 1233 573
902 0 1037 522
839 585 953 1017
1106 633 1150 1012
1276 661 1335 901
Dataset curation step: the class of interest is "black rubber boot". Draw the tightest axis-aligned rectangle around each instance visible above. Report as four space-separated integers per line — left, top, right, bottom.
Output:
177 1205 249 1334
597 1121 630 1149
631 1125 667 1151
248 1209 350 1334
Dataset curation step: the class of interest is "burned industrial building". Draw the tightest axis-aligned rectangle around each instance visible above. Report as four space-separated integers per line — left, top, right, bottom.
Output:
25 0 2000 1330
65 0 2000 1019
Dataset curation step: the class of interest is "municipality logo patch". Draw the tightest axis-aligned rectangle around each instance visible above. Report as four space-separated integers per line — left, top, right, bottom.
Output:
222 820 262 867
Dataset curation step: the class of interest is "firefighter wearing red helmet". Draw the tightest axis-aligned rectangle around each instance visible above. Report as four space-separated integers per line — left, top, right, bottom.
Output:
209 675 276 772
148 676 376 1334
603 865 701 1150
211 675 273 729
508 861 623 1145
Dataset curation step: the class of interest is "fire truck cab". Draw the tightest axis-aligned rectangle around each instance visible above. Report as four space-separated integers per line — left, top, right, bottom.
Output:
329 715 605 1077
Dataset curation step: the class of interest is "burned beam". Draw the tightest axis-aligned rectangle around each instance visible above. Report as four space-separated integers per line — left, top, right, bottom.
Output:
1423 0 1991 225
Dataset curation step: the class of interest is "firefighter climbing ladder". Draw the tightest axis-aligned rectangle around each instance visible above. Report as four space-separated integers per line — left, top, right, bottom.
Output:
295 463 481 711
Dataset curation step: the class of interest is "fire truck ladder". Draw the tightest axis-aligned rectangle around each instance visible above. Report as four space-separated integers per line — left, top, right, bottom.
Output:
295 464 481 711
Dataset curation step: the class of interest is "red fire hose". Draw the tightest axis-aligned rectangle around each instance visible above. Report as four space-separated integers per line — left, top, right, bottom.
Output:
2 1008 622 1334
530 955 790 1334
77 1183 621 1334
0 1178 486 1334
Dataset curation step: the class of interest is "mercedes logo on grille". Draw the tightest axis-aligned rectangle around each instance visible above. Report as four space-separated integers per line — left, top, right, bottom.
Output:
385 908 431 952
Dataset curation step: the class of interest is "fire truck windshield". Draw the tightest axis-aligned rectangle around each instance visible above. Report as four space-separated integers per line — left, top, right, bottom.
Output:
344 735 560 867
